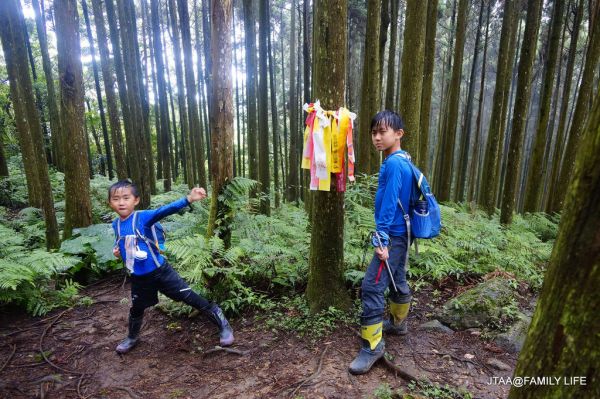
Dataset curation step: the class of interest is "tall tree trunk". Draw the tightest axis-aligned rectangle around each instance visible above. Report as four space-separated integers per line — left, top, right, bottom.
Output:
508 90 600 399
549 2 600 213
31 0 63 172
23 22 52 166
0 0 60 249
399 0 428 166
478 0 517 215
151 0 172 192
302 0 311 104
384 0 399 110
266 2 280 208
357 0 382 175
306 0 351 314
167 0 193 187
178 0 206 188
257 0 271 215
500 0 543 225
201 0 213 147
86 99 105 175
117 0 153 207
379 0 390 81
242 0 259 196
163 16 179 182
232 4 242 177
105 0 134 177
81 0 113 180
206 0 234 248
54 0 92 238
91 0 127 180
286 0 299 203
456 0 485 202
468 0 491 203
523 0 566 212
437 0 469 202
418 0 439 176
0 119 8 178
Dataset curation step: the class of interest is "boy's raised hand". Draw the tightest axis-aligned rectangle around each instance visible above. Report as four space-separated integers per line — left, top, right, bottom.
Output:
187 187 207 203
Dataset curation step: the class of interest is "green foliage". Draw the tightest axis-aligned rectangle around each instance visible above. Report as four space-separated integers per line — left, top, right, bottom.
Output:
405 379 472 399
0 223 82 315
409 203 556 290
263 296 358 339
60 223 120 272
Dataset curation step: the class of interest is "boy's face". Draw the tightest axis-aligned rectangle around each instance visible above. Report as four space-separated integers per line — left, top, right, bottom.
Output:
371 123 403 152
109 187 140 219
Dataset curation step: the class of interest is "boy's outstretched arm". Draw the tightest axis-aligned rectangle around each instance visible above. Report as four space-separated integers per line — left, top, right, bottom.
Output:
145 187 207 225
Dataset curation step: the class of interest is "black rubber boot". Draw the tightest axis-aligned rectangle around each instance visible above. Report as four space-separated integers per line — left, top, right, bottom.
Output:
383 296 411 335
349 339 385 375
116 314 143 354
206 305 234 346
349 322 385 375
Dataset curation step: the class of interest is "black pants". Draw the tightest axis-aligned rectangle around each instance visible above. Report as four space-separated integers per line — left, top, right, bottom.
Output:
129 262 212 318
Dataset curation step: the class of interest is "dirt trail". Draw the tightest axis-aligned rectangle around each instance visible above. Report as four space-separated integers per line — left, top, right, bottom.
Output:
0 276 516 398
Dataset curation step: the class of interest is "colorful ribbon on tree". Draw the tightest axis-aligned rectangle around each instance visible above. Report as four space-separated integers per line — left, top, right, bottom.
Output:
301 101 356 192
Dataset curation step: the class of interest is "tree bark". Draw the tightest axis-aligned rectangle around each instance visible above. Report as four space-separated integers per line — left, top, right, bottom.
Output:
151 0 172 192
549 3 600 212
117 0 153 207
468 0 491 203
399 0 428 166
456 0 485 202
242 0 259 197
286 0 299 203
167 0 193 187
523 0 566 212
90 0 127 180
54 0 92 239
257 0 271 215
178 0 206 188
266 2 280 208
418 0 439 176
478 0 517 215
81 0 113 179
508 90 600 399
105 0 134 176
305 0 351 314
0 0 60 249
384 0 399 111
500 0 543 225
31 0 63 172
437 0 468 202
357 0 382 175
206 0 234 248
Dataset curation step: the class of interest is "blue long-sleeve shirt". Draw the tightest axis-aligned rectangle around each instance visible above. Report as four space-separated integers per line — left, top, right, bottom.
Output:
374 150 414 237
112 197 189 275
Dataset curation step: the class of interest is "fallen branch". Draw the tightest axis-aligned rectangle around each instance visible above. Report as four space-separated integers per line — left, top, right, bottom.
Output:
288 345 329 398
113 385 140 399
381 356 420 382
0 344 16 373
203 346 248 356
39 309 85 376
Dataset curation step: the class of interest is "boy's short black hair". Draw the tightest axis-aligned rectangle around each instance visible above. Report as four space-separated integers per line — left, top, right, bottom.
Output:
370 110 404 132
108 179 139 201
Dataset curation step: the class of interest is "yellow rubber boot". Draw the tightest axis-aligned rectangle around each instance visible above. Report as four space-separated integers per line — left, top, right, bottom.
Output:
384 301 410 335
348 322 385 375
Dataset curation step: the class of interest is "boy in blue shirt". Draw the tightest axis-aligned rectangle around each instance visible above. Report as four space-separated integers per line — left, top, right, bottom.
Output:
109 180 234 354
349 110 413 374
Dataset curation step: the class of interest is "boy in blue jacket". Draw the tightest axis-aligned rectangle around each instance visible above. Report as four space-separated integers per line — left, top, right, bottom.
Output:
109 180 234 354
349 110 413 374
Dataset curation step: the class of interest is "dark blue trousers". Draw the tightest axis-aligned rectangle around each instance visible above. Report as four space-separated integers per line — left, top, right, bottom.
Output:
361 235 411 325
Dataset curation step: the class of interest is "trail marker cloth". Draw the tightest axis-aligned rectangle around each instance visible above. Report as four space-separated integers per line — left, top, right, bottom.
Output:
301 101 356 191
